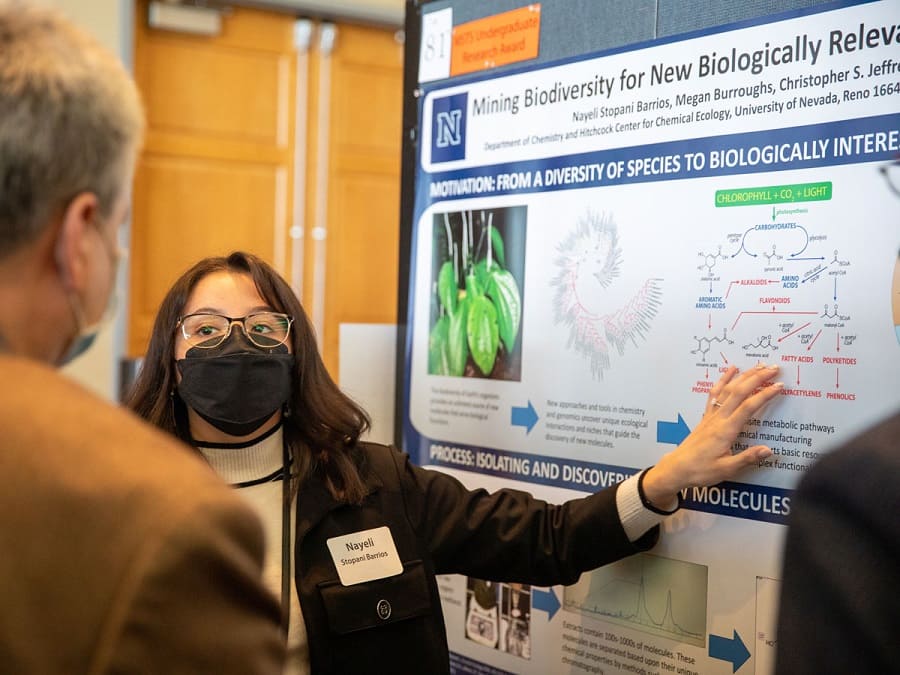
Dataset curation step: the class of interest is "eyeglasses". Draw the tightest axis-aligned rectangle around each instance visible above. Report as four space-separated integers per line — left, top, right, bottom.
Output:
177 312 294 349
879 159 900 197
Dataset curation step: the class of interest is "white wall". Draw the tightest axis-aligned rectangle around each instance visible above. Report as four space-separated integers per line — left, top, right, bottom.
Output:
339 324 397 445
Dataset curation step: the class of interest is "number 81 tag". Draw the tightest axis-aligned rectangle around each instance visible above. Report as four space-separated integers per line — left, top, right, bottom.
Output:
419 7 452 83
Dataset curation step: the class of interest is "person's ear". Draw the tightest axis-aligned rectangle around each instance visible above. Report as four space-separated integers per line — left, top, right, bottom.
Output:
54 192 100 291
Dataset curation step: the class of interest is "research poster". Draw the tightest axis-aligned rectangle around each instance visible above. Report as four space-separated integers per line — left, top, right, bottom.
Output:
403 2 900 673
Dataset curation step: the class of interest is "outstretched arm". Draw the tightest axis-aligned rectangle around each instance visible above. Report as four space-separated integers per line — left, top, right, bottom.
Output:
642 363 782 508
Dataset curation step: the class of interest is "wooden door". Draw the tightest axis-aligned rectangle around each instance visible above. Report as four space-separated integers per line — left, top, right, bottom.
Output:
128 1 296 355
305 23 404 377
129 5 403 381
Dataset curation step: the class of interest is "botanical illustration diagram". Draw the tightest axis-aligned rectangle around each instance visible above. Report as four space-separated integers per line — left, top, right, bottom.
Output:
551 211 662 378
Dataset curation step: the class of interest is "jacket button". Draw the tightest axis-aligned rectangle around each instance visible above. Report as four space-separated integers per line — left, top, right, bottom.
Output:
376 599 392 620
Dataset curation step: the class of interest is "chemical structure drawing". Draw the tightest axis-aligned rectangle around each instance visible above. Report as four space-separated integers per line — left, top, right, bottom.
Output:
697 245 728 274
831 249 850 266
802 249 851 285
691 214 860 392
761 245 783 264
690 328 733 359
742 335 779 351
821 304 851 323
821 304 840 319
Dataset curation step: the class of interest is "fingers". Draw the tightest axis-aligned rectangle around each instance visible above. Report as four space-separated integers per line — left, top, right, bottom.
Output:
706 365 738 414
735 444 774 473
717 364 781 417
716 445 772 481
736 444 773 466
746 445 773 461
737 378 784 421
667 363 784 490
709 365 738 399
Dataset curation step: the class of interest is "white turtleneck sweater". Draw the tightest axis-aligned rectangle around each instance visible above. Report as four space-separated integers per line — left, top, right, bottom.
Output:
197 425 309 675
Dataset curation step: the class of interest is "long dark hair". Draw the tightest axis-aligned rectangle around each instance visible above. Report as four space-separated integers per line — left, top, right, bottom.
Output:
126 251 371 503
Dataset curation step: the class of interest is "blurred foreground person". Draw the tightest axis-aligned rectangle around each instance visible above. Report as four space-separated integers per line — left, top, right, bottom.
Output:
0 6 284 673
776 160 900 674
776 412 900 674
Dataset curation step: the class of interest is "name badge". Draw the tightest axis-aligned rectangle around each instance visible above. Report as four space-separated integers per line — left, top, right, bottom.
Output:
326 526 403 586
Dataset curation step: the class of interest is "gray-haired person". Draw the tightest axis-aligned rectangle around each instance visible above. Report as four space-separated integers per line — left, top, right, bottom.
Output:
0 5 285 673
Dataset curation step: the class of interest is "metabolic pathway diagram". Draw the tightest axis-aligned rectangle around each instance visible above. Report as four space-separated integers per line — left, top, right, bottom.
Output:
691 181 857 405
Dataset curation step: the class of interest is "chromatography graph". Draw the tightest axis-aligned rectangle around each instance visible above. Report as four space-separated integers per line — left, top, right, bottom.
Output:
563 553 708 647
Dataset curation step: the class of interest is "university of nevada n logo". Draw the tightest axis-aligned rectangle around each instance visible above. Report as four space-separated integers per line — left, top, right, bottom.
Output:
431 93 467 163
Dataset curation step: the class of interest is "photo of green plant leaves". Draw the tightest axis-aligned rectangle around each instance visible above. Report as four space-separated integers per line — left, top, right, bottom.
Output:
429 206 526 380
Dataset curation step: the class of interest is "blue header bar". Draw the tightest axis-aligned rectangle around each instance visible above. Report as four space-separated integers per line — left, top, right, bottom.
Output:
423 439 793 525
420 113 898 210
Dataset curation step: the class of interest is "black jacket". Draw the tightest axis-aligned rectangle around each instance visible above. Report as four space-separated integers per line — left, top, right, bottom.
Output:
776 412 900 674
294 443 658 673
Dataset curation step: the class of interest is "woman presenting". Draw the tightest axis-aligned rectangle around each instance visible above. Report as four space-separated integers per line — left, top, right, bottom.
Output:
127 251 782 675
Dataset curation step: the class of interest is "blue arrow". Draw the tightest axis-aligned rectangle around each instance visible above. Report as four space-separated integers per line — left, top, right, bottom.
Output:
709 629 750 672
802 263 831 283
532 587 559 621
657 413 690 445
511 400 538 434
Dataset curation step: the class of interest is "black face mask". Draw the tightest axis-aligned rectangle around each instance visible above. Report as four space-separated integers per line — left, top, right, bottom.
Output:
176 330 294 437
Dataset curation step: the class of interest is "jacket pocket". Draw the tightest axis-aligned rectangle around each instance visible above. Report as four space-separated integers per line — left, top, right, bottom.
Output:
318 559 432 635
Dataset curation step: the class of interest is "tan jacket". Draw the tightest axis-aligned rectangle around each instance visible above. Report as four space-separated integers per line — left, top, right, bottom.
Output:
0 354 285 674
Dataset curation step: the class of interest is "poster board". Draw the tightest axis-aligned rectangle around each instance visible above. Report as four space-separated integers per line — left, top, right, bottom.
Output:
397 1 900 673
